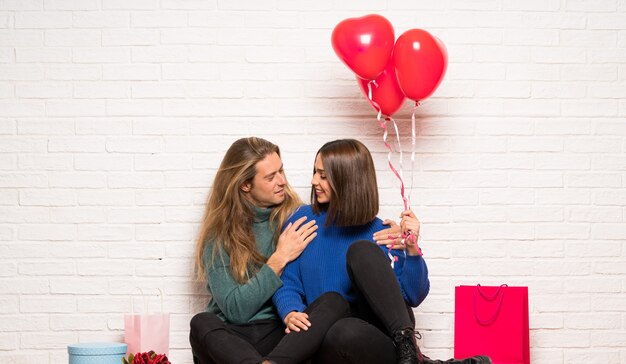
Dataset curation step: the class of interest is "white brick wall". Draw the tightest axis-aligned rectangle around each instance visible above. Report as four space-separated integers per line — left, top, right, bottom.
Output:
0 1 625 363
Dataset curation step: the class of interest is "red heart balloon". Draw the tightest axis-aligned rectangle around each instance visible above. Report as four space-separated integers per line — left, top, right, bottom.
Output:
331 14 395 80
393 29 447 102
358 59 406 116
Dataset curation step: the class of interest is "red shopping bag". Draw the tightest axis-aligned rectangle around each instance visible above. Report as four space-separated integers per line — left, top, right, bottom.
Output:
124 288 170 356
454 285 529 364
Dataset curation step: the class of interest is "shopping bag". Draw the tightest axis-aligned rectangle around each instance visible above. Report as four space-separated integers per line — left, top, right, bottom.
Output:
124 288 170 356
454 284 529 364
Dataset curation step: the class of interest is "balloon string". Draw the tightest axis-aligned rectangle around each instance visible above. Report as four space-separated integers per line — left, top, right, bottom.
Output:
366 81 408 211
389 116 405 203
387 117 408 210
408 101 420 208
367 80 377 100
367 80 409 268
378 118 408 210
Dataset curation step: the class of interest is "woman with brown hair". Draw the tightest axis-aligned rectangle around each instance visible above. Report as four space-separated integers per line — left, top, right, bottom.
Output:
272 139 490 364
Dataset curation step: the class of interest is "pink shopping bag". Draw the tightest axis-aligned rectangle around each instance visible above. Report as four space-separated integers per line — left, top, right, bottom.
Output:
124 288 170 356
454 285 529 364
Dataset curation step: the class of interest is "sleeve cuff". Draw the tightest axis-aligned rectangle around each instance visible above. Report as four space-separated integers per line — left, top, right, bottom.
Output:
277 301 307 321
259 264 283 290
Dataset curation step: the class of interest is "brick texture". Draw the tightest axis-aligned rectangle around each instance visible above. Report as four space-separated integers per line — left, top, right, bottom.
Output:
0 2 625 364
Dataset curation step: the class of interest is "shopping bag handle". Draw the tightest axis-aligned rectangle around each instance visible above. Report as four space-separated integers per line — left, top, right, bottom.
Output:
473 284 507 326
132 287 164 314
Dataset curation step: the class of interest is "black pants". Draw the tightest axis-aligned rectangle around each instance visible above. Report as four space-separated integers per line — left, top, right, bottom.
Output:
189 291 349 364
313 240 417 364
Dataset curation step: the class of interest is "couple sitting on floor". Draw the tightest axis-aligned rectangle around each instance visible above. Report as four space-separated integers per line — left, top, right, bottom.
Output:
189 137 491 364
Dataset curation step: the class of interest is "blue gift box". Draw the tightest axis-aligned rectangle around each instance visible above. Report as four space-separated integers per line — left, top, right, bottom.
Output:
68 342 127 364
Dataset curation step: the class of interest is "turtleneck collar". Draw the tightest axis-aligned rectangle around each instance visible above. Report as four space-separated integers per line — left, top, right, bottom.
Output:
253 205 272 222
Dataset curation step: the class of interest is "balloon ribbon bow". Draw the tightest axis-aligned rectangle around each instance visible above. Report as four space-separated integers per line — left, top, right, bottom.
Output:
386 231 422 268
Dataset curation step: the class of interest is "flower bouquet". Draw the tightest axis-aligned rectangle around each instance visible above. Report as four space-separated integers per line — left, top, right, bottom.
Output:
122 351 170 364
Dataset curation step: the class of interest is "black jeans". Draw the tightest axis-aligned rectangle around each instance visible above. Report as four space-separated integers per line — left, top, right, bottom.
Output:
314 240 417 364
189 291 349 364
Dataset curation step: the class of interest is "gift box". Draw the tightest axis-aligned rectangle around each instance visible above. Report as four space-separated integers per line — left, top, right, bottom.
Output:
68 342 127 364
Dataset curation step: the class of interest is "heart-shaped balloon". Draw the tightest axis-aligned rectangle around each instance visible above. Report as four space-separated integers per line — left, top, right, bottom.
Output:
393 29 447 102
331 14 395 81
358 59 405 116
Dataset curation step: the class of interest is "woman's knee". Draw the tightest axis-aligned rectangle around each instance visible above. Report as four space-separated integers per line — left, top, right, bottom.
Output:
347 240 385 266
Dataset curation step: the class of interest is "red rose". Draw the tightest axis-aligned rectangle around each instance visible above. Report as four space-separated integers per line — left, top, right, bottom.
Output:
124 351 169 364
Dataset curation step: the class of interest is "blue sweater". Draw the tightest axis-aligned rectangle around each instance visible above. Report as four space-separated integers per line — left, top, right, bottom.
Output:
272 205 430 321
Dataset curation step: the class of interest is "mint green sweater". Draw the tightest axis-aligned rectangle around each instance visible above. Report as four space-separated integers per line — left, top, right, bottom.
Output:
203 206 283 324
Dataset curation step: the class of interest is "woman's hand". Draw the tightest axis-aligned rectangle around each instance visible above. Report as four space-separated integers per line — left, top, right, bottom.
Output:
372 219 406 250
284 311 311 334
400 210 420 235
267 216 318 276
400 210 422 256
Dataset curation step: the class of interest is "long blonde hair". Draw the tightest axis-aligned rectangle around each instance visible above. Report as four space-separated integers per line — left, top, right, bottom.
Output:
194 137 302 284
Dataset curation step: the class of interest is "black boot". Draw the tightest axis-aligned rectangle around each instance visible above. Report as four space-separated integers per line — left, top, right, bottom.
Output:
392 328 424 364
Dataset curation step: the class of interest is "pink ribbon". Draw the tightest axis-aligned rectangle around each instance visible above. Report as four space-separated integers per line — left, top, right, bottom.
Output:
368 81 409 267
367 81 409 211
367 83 425 266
